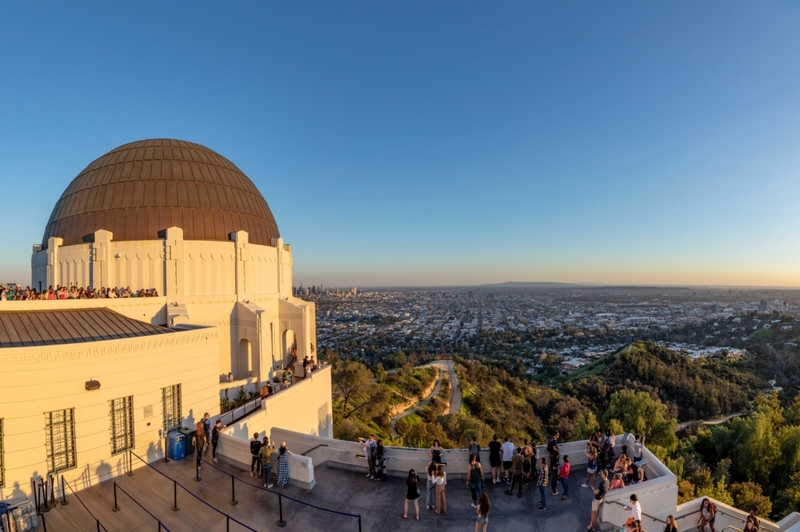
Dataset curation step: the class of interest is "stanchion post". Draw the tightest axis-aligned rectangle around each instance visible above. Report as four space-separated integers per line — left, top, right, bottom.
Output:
230 474 238 505
112 482 120 512
127 449 134 476
172 480 180 511
276 493 286 527
226 515 230 532
194 457 201 482
40 482 51 513
60 475 69 506
33 479 40 514
157 520 162 531
49 474 56 507
163 433 170 463
96 518 101 532
358 515 362 532
41 512 47 532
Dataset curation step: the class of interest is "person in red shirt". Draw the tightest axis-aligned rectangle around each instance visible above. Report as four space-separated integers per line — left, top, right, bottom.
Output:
559 455 571 500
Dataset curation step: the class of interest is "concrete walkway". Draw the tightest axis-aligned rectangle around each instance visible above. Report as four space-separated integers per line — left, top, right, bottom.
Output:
42 454 594 532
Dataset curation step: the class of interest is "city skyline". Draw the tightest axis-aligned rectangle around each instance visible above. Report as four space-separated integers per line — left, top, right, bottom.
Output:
2 2 799 287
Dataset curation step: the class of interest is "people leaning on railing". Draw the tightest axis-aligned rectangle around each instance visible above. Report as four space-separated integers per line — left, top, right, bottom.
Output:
0 284 160 300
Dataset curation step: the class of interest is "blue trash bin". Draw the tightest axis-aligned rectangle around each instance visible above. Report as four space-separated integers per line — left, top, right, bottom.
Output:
167 430 185 461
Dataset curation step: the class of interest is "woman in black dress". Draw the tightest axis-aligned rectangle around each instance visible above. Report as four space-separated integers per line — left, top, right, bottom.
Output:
403 469 420 520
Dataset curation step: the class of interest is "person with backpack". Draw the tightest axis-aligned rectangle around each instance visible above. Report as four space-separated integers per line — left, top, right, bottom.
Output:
375 439 387 481
201 412 211 454
699 498 717 532
468 436 481 465
259 436 274 488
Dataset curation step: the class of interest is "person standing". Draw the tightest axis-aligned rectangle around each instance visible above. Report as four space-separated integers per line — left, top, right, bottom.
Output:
488 435 502 484
425 461 437 510
468 436 481 465
699 498 717 532
211 420 225 463
475 492 491 532
375 439 386 481
587 470 609 531
276 442 292 487
359 435 377 479
522 440 534 485
625 494 642 531
259 437 275 488
559 455 571 500
191 422 206 470
582 445 598 488
632 434 645 463
506 448 525 498
403 469 420 520
537 457 548 511
501 436 515 484
433 464 447 514
547 432 560 495
249 433 262 477
430 439 445 464
201 413 211 454
467 453 484 508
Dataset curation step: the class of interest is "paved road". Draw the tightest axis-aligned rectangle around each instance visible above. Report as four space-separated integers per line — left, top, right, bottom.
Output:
389 367 445 437
676 411 746 430
421 360 461 414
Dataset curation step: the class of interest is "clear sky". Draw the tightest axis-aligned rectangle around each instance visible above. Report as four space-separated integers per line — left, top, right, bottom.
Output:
1 2 799 287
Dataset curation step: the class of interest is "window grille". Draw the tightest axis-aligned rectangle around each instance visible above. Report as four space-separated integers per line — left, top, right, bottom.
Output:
109 396 134 455
162 384 182 433
44 409 77 474
0 418 4 488
317 403 331 438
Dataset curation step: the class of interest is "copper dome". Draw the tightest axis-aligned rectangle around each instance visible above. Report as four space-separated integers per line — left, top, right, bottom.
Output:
42 139 280 249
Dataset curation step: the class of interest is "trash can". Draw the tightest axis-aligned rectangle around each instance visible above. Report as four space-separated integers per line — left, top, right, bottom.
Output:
178 427 196 457
167 431 185 461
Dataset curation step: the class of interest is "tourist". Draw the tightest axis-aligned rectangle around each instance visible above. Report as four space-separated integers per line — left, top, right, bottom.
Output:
467 453 484 508
488 434 502 484
559 455 571 500
211 420 224 463
604 428 616 468
358 434 377 479
259 436 274 488
430 439 445 464
547 431 560 495
609 472 625 490
475 492 491 532
748 507 761 531
699 498 717 532
433 463 447 514
403 469 420 520
505 448 525 498
582 445 598 488
522 439 535 485
664 515 678 532
629 520 643 532
587 470 609 531
249 433 262 477
468 436 481 464
201 413 211 454
632 434 645 463
613 454 630 476
537 457 548 511
625 494 642 530
425 460 437 510
375 439 386 481
501 436 515 484
276 442 292 488
743 516 758 532
191 421 205 470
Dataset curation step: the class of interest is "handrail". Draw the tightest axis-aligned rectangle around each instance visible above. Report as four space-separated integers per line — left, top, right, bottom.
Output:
112 482 171 531
722 527 743 532
61 476 109 532
606 499 667 525
301 443 329 456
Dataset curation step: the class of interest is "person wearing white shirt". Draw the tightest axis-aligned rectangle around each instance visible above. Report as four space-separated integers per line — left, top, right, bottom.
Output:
625 494 642 530
501 436 515 484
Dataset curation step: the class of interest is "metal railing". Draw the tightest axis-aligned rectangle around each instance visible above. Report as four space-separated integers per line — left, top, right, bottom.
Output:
112 482 172 531
606 499 667 525
61 476 109 532
219 396 262 426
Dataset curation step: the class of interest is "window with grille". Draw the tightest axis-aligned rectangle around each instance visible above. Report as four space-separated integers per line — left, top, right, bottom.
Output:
317 403 331 438
109 396 134 455
44 409 77 474
161 384 182 433
0 418 4 488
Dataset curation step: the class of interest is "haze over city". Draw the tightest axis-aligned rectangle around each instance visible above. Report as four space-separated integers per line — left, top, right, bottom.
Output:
1 2 799 287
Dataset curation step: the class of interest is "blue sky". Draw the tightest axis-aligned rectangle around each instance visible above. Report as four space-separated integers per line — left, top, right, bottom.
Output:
1 2 799 287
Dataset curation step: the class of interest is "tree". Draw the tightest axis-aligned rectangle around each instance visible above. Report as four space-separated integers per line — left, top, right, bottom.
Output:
375 363 387 384
730 482 772 517
605 390 677 449
573 411 599 440
332 360 389 419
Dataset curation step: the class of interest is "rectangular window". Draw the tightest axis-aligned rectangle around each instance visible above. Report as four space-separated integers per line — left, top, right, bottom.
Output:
317 403 331 438
0 418 4 488
44 409 77 473
109 396 134 455
161 384 182 433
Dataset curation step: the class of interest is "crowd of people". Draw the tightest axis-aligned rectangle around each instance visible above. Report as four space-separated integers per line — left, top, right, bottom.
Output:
0 284 160 300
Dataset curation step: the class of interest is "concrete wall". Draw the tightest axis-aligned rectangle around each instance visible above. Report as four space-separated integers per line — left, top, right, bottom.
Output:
0 327 219 497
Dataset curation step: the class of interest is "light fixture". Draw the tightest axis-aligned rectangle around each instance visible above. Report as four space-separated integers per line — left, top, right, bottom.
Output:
85 380 101 391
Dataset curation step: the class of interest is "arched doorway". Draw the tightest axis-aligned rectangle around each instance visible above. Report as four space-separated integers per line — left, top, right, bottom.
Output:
238 338 252 379
281 330 296 368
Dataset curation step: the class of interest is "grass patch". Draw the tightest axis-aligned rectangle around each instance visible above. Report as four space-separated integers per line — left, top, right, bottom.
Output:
749 328 776 341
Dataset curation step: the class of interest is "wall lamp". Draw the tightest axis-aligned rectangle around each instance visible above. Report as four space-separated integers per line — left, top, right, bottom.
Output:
85 380 101 391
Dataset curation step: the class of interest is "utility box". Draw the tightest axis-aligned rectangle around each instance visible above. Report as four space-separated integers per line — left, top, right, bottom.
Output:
178 427 196 457
167 431 185 461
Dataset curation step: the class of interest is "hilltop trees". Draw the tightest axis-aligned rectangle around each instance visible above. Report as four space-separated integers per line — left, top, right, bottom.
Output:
605 390 677 449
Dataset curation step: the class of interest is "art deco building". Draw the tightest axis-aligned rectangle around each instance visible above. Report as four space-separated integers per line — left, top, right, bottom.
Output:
0 139 331 495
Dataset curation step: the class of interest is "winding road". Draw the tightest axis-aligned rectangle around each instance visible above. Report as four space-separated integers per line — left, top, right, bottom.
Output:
389 360 461 437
